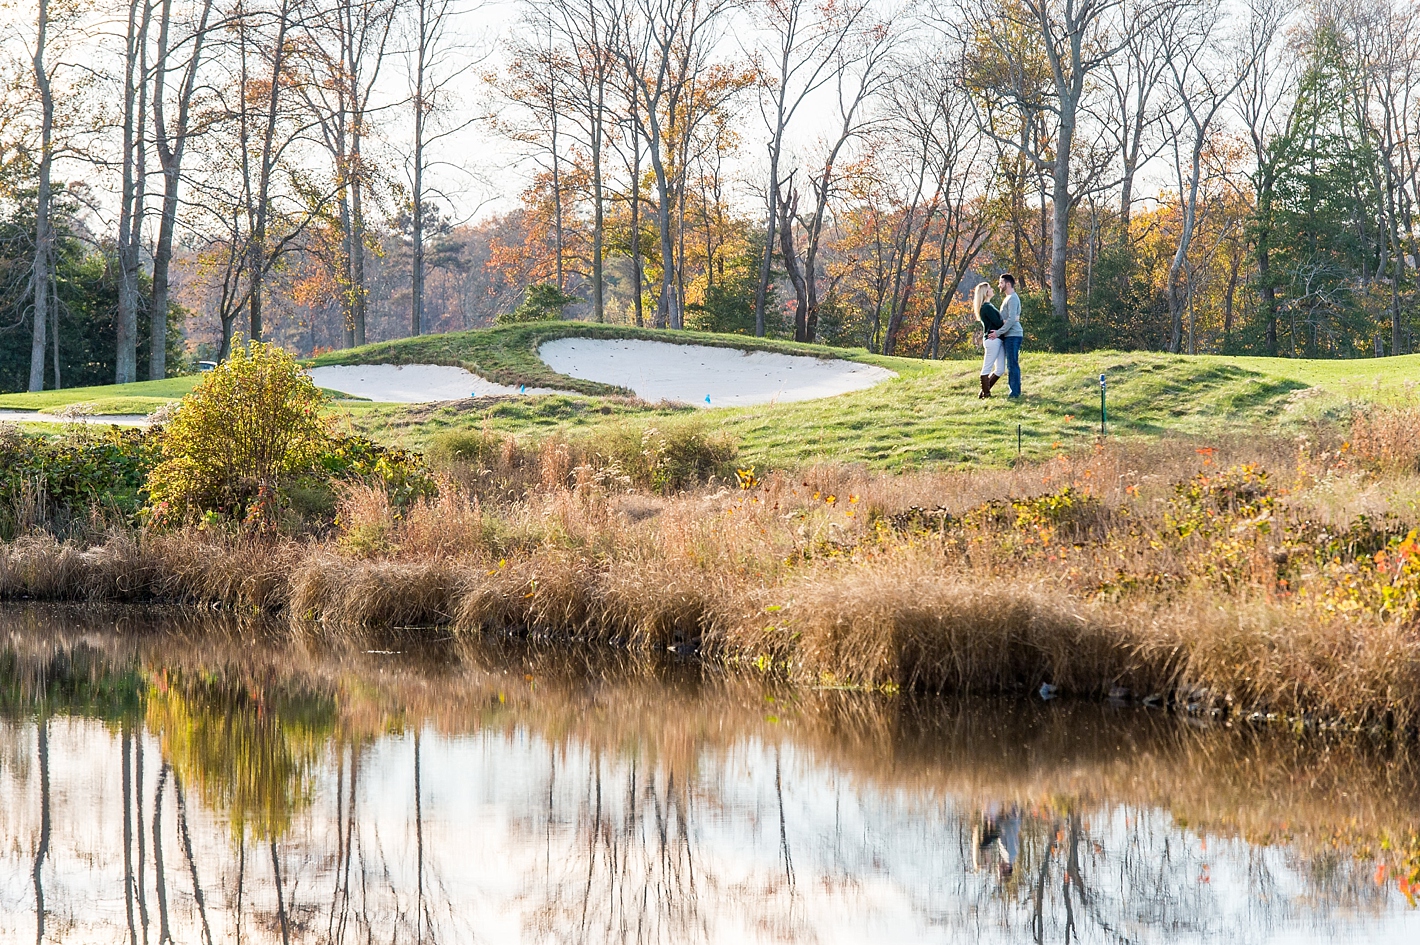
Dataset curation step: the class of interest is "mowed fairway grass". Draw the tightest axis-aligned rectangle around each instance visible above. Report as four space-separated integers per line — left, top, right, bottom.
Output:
0 376 201 415
5 323 1417 468
322 324 1420 468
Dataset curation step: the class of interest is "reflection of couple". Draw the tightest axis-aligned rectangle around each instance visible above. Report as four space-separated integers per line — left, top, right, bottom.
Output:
972 273 1022 399
973 803 1021 879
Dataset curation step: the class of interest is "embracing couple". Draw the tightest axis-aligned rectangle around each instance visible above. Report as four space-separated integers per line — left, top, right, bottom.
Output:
972 273 1022 399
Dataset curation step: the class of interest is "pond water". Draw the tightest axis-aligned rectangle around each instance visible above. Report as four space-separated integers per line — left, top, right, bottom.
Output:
0 606 1416 944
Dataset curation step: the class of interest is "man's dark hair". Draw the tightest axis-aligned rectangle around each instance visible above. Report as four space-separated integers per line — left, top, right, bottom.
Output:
999 273 1016 288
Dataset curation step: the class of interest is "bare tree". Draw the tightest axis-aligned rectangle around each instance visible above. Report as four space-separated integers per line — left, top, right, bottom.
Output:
777 20 894 343
302 0 398 347
1232 0 1294 355
117 0 155 383
187 0 327 355
522 0 622 322
407 0 483 336
1162 0 1249 353
962 0 1136 331
1102 2 1173 234
613 0 736 329
749 0 868 337
151 0 216 379
908 53 995 359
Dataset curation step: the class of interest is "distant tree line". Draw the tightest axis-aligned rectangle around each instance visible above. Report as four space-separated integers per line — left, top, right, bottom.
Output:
2 0 1418 393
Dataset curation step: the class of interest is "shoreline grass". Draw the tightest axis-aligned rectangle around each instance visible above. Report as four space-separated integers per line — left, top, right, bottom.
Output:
5 322 1418 470
4 424 1418 730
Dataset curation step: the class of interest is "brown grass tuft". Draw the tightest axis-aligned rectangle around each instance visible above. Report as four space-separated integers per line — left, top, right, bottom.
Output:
5 434 1420 726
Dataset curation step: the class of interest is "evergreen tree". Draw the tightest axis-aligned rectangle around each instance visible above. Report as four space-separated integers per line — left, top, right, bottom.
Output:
1252 24 1381 357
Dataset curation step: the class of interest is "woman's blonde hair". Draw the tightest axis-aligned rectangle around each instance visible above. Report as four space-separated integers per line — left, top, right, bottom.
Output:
972 281 992 317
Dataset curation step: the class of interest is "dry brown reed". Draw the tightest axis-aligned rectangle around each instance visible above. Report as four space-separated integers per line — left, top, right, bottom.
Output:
1350 400 1420 473
3 433 1419 727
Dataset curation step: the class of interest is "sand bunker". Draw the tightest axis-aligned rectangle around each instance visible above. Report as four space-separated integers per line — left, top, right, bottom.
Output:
538 338 895 407
306 364 561 403
0 410 151 427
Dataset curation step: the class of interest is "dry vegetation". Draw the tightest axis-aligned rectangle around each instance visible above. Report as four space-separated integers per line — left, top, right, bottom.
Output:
3 404 1418 730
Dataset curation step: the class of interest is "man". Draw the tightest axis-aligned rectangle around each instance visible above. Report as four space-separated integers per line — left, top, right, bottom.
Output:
987 273 1022 398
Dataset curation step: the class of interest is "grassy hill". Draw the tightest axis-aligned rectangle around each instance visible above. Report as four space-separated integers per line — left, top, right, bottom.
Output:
5 323 1416 468
0 376 200 414
324 325 1417 468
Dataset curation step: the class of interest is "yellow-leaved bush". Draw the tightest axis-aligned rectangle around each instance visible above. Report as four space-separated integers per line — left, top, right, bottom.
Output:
145 339 329 526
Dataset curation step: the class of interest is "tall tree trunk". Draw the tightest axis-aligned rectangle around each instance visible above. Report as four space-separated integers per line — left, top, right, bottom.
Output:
631 122 643 328
756 150 779 338
648 151 677 329
117 0 147 385
777 186 808 341
151 0 212 380
591 83 605 322
411 0 427 337
1049 104 1074 334
28 0 54 393
350 146 366 345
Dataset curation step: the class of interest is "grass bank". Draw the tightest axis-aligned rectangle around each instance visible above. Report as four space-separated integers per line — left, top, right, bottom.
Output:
5 323 1417 469
0 376 200 415
340 347 1420 468
4 410 1419 729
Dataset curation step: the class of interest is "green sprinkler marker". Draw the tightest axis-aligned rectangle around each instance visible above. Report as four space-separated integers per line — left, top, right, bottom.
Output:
1099 374 1107 435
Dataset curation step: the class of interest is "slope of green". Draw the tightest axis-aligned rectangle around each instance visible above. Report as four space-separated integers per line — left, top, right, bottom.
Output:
0 376 201 410
307 322 921 396
5 321 1413 469
341 345 1420 469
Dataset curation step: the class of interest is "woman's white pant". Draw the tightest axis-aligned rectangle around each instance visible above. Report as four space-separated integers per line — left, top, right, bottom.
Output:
980 338 1006 377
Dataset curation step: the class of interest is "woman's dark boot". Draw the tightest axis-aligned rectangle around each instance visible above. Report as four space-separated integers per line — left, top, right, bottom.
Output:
985 374 1002 394
979 375 992 398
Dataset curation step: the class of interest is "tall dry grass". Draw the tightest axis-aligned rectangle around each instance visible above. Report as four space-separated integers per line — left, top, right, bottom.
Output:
3 413 1420 727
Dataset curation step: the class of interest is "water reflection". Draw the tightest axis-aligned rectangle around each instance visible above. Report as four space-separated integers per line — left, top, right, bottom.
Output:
0 605 1416 943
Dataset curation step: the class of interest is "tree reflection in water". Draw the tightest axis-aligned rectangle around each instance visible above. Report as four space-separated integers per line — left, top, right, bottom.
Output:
0 605 1416 943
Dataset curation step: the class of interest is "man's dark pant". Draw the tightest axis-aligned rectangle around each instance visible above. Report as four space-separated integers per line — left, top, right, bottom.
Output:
1002 335 1022 397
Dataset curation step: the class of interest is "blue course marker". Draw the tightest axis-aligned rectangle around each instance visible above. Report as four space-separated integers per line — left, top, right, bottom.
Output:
705 394 712 405
520 384 526 394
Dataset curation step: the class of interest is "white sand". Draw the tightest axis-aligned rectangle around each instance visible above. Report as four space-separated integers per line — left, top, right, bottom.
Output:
0 411 151 427
538 339 895 407
306 364 561 403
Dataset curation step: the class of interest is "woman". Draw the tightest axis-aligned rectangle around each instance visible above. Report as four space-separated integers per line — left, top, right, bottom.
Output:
973 281 1005 398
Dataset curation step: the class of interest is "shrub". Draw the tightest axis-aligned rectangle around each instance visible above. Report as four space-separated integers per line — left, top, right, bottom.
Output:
429 422 740 497
427 429 510 472
582 422 740 493
1350 402 1420 473
1166 464 1273 539
146 339 329 525
0 427 156 538
318 435 435 509
496 282 578 324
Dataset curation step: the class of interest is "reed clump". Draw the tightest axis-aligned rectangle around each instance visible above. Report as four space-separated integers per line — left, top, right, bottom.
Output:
3 407 1420 727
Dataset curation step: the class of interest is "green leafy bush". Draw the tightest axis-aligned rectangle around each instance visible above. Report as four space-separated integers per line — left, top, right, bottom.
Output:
317 435 436 509
1166 464 1274 539
496 282 578 324
0 427 156 538
145 340 329 526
